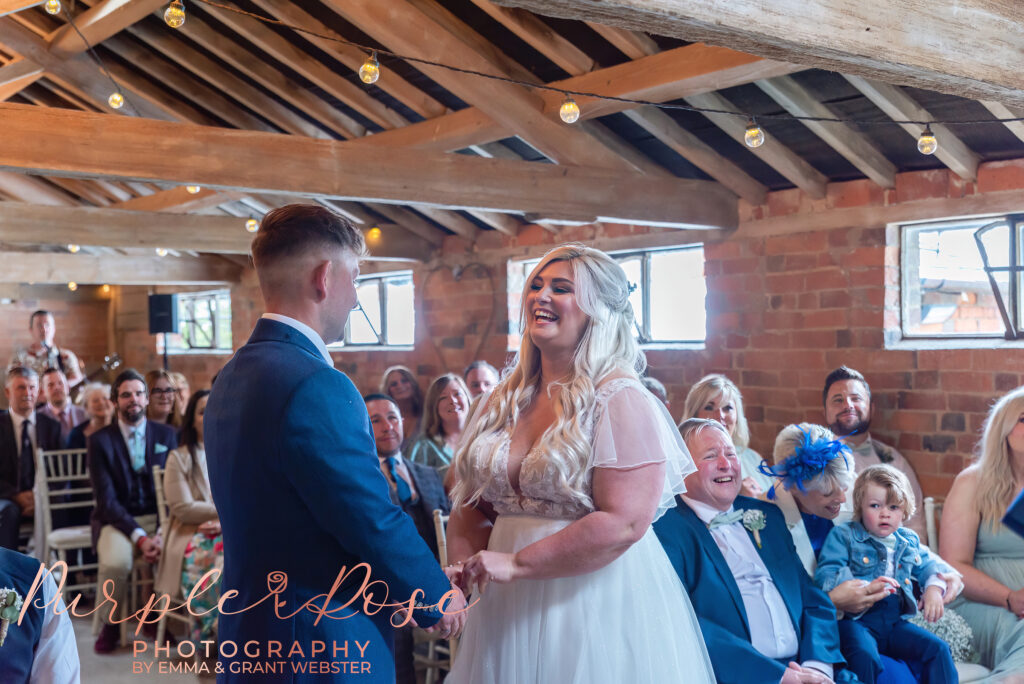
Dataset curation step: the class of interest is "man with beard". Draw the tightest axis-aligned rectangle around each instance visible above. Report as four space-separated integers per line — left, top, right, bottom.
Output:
822 366 925 536
88 368 177 653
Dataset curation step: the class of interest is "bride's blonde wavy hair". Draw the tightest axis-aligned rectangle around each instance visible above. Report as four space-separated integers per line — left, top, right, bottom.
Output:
451 243 645 510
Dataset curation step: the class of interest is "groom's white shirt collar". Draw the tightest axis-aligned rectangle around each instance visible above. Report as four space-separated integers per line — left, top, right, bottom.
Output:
262 313 334 367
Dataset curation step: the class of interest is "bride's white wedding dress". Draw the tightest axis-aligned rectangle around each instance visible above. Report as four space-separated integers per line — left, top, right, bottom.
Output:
448 378 715 684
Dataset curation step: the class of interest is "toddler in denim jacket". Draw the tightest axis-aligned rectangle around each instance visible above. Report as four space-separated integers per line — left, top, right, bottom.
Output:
814 465 957 683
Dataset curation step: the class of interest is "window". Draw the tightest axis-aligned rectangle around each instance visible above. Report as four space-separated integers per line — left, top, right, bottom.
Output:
902 215 1023 339
334 271 415 347
511 246 706 346
162 289 233 354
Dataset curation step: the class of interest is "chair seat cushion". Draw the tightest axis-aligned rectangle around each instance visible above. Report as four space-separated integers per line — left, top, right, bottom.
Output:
47 526 92 549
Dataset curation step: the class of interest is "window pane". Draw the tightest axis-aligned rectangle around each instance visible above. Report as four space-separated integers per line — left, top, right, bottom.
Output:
349 281 381 344
618 257 644 333
386 276 415 345
904 224 1006 336
650 248 706 341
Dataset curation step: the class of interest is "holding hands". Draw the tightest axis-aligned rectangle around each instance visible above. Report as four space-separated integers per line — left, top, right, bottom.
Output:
451 551 519 596
828 576 898 614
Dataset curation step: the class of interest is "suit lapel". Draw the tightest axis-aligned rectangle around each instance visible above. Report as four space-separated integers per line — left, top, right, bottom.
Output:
679 503 751 636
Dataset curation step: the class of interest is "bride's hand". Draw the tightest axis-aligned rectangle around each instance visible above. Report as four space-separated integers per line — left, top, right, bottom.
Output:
462 551 518 594
444 562 468 594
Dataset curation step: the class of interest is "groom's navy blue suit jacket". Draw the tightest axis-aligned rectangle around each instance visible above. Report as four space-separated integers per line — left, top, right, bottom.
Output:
206 318 451 682
654 496 853 684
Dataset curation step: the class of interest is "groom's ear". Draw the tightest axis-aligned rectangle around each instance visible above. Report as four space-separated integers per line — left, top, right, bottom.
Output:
311 259 332 302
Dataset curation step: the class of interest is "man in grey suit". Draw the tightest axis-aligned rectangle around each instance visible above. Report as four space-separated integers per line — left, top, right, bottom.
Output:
365 393 451 684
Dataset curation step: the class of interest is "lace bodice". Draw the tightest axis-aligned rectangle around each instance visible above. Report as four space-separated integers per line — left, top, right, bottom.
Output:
462 378 694 520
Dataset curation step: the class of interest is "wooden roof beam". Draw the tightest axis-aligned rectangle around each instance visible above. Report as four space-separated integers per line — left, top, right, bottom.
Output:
0 170 77 205
0 1 42 17
46 0 164 58
0 57 41 100
494 0 1024 108
844 75 980 181
468 0 594 75
584 22 657 60
979 100 1024 146
685 90 828 199
755 75 897 188
111 186 245 213
0 103 738 229
0 252 242 284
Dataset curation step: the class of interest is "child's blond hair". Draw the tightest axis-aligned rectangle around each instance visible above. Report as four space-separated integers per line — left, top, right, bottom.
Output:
852 464 917 522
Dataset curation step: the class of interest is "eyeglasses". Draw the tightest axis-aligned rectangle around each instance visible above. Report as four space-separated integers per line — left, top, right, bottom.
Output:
149 387 177 396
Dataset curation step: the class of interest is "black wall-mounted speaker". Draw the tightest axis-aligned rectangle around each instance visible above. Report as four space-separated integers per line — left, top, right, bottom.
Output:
148 294 179 334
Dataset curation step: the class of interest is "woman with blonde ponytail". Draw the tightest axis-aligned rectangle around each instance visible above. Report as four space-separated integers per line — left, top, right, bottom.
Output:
446 244 713 684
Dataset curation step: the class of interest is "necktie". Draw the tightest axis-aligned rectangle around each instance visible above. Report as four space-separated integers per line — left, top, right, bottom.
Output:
18 419 33 491
708 508 744 530
129 428 145 472
386 456 413 504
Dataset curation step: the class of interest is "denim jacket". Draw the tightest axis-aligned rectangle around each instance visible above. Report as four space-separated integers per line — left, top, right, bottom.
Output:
813 520 953 618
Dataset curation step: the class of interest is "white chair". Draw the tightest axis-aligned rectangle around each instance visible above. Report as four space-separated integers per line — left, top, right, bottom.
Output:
923 496 992 683
34 448 96 594
411 509 456 684
151 464 196 647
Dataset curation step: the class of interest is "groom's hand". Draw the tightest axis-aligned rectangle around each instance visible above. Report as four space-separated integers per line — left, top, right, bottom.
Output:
426 586 468 639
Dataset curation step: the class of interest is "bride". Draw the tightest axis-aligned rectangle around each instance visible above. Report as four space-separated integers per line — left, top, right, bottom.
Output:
445 244 714 683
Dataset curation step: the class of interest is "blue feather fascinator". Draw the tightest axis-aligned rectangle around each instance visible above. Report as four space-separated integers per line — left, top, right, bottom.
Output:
758 427 851 500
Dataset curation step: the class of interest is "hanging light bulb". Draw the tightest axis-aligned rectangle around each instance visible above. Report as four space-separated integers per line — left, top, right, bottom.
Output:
101 284 111 294
44 0 60 15
359 51 380 84
108 92 124 110
245 219 259 233
67 281 78 292
66 243 80 254
744 118 765 148
155 247 168 257
185 185 201 194
559 97 580 124
164 0 186 28
366 226 382 241
917 125 938 155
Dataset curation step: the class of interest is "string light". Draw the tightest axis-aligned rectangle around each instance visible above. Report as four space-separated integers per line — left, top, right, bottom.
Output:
101 284 111 294
185 185 201 194
164 0 186 28
155 247 168 257
245 218 259 233
359 51 380 84
559 97 580 124
744 118 765 148
108 92 124 109
44 0 60 15
366 226 382 240
67 282 77 292
917 125 938 155
66 243 80 253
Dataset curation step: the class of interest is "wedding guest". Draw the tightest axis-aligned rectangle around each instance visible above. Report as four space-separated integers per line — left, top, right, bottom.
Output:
381 365 424 448
463 360 499 399
39 368 85 444
822 367 925 536
941 385 1024 679
145 369 181 429
155 389 220 642
815 465 957 683
640 375 670 410
655 418 850 684
409 374 470 471
446 244 714 683
8 310 84 389
67 383 113 450
683 374 771 498
169 372 190 419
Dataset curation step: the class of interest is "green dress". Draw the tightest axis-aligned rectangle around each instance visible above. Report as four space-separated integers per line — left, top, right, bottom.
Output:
951 521 1024 680
408 437 453 471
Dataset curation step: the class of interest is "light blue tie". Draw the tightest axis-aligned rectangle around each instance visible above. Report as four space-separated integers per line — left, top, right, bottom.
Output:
129 428 145 472
707 509 744 530
386 456 413 504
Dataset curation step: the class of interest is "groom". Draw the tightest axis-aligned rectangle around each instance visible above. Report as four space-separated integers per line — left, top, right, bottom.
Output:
654 418 857 684
206 205 464 682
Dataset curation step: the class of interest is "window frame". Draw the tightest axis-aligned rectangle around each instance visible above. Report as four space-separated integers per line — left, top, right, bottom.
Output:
163 288 233 355
333 269 415 349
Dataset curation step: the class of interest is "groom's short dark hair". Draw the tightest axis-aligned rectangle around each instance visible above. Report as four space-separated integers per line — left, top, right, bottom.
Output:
251 204 367 270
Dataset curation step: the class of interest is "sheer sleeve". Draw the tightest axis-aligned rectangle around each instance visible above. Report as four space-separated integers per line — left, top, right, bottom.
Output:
590 382 696 521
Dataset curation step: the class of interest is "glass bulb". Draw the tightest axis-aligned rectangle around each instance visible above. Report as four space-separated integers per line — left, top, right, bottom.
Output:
359 52 380 84
744 122 765 148
164 0 186 28
245 219 259 233
185 185 201 194
155 247 168 257
917 126 938 155
44 0 60 15
67 281 77 292
101 284 111 294
367 226 382 240
559 97 580 124
108 92 124 110
67 243 80 253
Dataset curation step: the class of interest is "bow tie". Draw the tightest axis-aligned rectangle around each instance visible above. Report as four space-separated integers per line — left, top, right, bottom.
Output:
707 509 744 530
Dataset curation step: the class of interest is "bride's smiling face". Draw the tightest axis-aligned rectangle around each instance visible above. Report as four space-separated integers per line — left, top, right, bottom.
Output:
526 260 588 351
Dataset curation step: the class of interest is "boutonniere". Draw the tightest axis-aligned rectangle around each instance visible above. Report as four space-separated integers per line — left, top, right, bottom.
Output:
0 587 23 647
154 443 168 454
742 509 767 548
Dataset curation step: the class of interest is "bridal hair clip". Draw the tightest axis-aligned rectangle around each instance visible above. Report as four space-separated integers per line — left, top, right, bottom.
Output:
758 428 850 500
